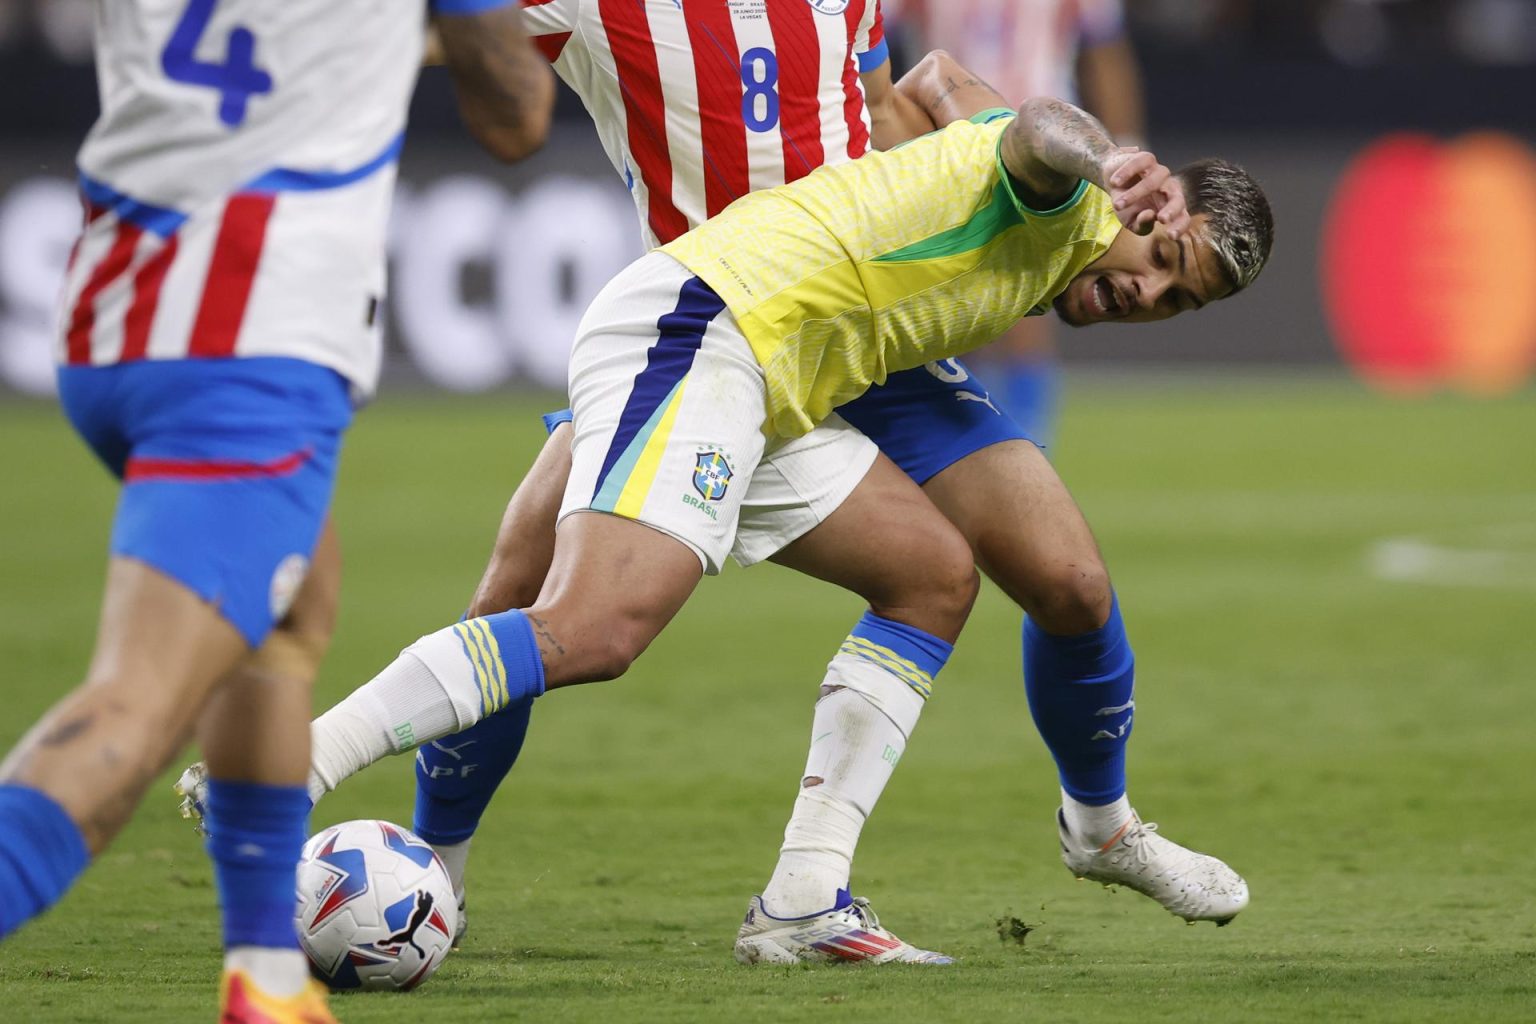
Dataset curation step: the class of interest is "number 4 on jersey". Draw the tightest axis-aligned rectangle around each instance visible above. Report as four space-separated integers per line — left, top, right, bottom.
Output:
161 0 273 128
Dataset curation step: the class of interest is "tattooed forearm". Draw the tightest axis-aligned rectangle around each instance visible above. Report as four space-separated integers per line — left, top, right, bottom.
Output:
1030 98 1116 183
893 50 1008 132
938 73 998 100
1002 97 1118 200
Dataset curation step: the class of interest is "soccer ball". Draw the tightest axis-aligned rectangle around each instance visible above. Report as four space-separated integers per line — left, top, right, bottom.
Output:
295 819 459 991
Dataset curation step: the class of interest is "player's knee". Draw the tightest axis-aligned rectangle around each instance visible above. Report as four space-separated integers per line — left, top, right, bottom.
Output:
581 637 639 682
898 526 980 633
943 561 982 632
869 570 978 639
572 615 655 683
1027 560 1112 635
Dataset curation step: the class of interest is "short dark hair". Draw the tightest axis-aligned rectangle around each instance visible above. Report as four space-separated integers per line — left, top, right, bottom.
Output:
1175 159 1274 293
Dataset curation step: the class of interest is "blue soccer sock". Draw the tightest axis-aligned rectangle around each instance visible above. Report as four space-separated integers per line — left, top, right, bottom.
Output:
1023 594 1134 806
992 357 1061 449
413 696 533 849
203 780 310 950
0 784 89 938
441 609 547 722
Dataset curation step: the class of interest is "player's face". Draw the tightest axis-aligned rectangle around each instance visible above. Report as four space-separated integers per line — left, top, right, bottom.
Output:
1054 214 1231 327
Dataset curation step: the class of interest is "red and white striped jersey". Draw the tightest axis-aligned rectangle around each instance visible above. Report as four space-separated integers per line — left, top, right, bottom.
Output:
520 0 889 247
892 0 1126 105
56 0 451 395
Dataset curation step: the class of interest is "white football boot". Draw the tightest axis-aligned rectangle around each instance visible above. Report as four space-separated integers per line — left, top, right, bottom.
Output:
173 761 211 835
1057 808 1249 924
734 890 954 965
453 891 468 946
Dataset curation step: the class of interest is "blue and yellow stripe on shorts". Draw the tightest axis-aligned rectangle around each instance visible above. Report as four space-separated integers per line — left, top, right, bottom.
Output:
590 276 728 517
451 618 510 716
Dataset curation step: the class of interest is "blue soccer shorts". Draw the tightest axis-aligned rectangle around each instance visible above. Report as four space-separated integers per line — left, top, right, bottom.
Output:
543 358 1029 487
832 359 1032 485
57 356 353 647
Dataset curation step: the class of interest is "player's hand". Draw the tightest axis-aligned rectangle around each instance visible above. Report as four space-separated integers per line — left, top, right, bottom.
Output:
1101 148 1189 239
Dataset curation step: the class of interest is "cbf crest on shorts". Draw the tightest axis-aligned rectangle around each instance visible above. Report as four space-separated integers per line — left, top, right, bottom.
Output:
693 451 733 501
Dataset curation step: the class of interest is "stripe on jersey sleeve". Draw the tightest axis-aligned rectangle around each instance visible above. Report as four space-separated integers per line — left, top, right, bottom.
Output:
598 0 689 243
852 0 884 61
531 32 571 61
856 37 888 72
764 0 826 182
519 0 576 29
855 0 886 70
432 0 518 14
684 0 750 217
521 0 576 58
862 0 885 49
839 0 872 159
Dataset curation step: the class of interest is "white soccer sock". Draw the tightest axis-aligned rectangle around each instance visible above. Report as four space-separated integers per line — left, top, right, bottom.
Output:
1060 788 1134 848
760 658 925 919
224 946 310 998
308 629 488 801
762 784 867 918
432 838 472 896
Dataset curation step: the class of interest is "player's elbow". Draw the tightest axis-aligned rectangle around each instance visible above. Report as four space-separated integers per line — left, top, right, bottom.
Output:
909 49 968 92
1015 95 1055 124
472 117 550 164
913 48 956 73
465 81 555 163
441 24 557 164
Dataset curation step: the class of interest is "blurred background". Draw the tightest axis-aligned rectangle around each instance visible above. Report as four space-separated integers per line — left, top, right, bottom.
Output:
2 0 1534 398
2 7 1535 1018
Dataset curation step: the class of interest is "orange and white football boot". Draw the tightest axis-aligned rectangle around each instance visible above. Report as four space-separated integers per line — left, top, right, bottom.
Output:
219 969 339 1024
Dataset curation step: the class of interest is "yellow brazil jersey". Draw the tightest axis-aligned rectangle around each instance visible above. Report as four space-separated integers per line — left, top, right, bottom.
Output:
661 109 1121 439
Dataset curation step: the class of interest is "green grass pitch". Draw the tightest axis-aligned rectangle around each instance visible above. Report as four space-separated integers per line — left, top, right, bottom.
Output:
1 377 1533 1023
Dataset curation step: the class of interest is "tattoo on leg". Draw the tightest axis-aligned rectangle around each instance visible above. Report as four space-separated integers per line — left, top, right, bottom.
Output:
526 614 566 658
41 712 95 747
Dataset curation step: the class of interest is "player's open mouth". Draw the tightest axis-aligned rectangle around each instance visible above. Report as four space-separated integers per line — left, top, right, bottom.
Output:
1091 276 1124 319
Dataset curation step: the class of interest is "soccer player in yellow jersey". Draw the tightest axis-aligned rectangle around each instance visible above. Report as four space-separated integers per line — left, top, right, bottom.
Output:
258 51 1272 962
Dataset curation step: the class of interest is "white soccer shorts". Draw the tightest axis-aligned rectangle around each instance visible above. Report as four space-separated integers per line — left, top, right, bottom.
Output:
559 252 877 573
